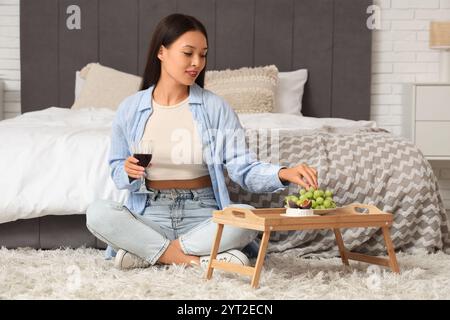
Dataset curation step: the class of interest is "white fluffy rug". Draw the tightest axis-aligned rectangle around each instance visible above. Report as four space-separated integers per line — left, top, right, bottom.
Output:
1 247 450 299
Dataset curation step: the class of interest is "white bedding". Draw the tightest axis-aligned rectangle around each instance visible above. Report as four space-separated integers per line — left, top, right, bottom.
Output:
0 107 127 224
0 107 376 224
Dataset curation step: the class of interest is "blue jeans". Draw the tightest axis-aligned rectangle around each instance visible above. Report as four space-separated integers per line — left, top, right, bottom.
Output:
86 187 259 265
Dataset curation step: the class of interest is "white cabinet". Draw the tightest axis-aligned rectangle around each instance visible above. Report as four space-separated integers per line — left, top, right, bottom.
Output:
403 83 450 160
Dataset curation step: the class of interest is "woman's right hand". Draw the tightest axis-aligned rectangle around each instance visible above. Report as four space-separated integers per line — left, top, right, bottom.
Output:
278 163 318 189
124 156 151 179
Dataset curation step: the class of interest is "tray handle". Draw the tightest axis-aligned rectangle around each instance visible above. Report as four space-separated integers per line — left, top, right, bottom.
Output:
221 207 261 222
345 203 385 215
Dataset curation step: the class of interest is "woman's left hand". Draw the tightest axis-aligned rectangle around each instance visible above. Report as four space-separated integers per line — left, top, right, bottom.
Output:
278 164 318 189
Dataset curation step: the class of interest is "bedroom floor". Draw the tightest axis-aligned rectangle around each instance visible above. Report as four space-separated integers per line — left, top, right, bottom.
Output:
0 247 449 300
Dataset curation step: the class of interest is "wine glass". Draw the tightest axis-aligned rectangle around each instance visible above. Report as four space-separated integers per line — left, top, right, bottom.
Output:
131 139 153 194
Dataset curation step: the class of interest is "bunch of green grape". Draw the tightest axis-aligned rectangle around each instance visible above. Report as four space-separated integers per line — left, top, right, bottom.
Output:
285 187 337 209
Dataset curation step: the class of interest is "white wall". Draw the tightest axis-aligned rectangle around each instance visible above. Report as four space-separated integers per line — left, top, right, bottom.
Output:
0 0 449 215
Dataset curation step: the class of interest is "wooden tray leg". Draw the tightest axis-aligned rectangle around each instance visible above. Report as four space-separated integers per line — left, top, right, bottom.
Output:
333 228 349 266
382 226 400 273
206 223 224 280
251 229 271 289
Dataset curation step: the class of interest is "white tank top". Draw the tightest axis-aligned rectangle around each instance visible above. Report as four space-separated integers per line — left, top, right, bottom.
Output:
141 96 209 180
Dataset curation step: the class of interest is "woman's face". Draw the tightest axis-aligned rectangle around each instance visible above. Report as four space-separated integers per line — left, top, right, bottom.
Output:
158 30 208 86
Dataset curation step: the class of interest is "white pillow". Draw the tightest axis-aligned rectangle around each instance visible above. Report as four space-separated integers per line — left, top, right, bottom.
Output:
74 71 85 101
74 63 94 100
71 63 142 111
205 65 278 113
273 69 308 115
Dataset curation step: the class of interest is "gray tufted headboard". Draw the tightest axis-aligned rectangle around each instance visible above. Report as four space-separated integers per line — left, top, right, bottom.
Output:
20 0 372 120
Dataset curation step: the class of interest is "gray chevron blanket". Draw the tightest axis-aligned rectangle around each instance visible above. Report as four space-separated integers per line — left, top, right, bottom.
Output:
225 126 450 256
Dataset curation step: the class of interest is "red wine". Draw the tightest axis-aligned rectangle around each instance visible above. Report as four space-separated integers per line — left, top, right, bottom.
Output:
134 153 152 167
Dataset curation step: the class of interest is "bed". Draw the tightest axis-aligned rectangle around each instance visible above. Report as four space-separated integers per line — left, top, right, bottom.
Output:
2 0 448 254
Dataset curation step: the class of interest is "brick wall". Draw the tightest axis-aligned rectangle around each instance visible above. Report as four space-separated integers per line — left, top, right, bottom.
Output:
372 0 450 216
0 0 20 120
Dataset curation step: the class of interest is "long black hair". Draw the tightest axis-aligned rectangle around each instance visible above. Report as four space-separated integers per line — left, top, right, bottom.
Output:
140 13 208 90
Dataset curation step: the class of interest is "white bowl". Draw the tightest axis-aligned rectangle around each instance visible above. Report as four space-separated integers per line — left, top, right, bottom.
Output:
284 208 314 216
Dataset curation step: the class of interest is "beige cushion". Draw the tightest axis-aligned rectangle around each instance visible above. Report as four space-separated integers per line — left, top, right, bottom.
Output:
204 65 278 113
71 63 142 110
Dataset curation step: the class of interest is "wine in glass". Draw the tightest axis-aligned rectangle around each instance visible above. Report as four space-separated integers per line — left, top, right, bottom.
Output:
131 139 153 194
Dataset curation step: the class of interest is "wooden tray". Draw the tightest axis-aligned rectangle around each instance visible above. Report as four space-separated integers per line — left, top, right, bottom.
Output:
205 203 400 288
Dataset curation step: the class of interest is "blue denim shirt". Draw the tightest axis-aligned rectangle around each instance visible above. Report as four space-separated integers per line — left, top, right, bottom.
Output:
109 82 288 216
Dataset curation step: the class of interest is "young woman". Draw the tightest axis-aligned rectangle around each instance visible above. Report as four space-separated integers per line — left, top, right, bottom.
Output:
86 14 318 270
